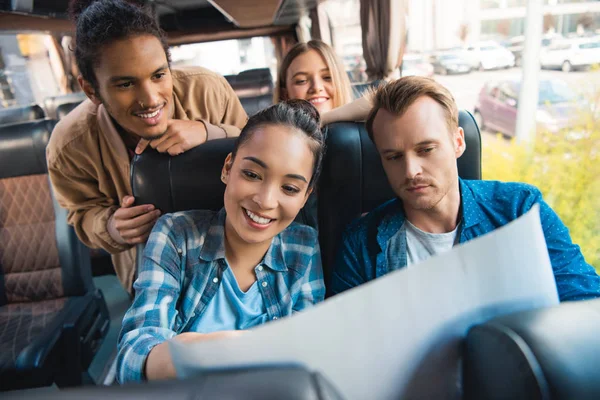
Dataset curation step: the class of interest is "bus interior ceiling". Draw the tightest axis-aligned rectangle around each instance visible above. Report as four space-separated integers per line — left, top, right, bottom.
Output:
0 0 317 117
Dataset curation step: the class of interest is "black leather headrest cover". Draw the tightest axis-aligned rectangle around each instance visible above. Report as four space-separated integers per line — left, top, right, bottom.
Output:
240 94 273 116
464 298 600 400
131 138 234 214
56 101 83 120
0 119 55 179
131 137 316 227
0 104 45 126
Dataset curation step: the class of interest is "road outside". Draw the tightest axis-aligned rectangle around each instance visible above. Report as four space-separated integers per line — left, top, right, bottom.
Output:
434 67 600 138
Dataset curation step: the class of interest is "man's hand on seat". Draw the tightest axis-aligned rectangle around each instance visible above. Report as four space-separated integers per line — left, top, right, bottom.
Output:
135 120 208 156
107 195 161 245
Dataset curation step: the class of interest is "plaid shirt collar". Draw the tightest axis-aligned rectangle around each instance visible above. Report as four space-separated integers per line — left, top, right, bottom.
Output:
198 208 288 272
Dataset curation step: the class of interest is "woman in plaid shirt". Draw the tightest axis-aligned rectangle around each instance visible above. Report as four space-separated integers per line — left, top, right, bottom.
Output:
117 100 326 382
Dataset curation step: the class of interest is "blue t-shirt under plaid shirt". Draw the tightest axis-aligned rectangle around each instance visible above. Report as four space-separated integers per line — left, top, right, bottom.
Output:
116 208 325 383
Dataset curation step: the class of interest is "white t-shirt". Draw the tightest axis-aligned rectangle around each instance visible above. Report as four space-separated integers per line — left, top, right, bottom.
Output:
405 220 460 266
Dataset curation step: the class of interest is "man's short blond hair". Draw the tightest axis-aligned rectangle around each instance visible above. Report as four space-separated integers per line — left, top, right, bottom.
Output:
366 77 459 143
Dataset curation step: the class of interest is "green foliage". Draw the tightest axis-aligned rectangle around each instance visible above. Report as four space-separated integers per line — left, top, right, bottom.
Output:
481 113 600 273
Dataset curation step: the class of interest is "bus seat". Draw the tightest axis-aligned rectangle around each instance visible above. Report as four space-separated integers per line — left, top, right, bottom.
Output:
43 93 87 119
0 119 110 391
225 68 274 115
318 110 482 292
240 93 273 116
56 102 84 120
464 297 600 400
3 365 345 399
0 104 45 126
130 138 317 277
351 80 384 99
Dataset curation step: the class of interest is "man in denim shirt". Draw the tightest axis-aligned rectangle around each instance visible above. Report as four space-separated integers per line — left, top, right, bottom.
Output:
331 77 600 301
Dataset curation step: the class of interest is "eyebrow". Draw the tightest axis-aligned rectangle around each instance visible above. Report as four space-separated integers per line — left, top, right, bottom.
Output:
243 156 308 183
381 139 439 154
291 68 330 79
108 64 169 83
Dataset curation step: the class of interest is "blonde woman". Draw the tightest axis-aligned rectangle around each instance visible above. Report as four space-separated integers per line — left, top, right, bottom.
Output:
275 40 353 115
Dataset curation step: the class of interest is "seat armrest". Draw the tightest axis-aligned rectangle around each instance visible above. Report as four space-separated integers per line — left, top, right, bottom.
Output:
50 291 110 387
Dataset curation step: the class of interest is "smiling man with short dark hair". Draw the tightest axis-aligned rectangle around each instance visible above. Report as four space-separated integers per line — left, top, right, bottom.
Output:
47 0 247 293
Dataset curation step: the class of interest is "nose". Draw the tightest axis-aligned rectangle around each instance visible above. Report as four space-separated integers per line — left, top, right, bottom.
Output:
138 80 161 109
252 183 278 210
404 155 422 181
308 76 324 94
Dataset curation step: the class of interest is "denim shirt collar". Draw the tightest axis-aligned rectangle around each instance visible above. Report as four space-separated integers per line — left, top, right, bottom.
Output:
198 208 288 272
376 178 486 253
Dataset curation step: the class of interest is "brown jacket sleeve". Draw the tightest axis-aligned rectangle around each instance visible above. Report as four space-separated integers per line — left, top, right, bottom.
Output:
47 140 130 254
173 70 247 139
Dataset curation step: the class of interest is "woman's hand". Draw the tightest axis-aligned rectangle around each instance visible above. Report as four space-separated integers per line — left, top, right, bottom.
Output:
145 330 247 381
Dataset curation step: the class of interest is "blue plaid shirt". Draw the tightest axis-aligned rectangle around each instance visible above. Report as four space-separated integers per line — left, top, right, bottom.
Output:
117 208 325 383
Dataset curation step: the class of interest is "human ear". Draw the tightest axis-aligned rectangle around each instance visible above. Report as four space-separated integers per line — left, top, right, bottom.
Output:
221 153 233 184
78 76 102 106
454 127 466 158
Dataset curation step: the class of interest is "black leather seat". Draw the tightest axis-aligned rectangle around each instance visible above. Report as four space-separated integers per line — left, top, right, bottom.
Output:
0 104 45 126
464 298 600 400
225 68 274 115
56 101 84 120
318 110 482 290
4 365 345 399
131 137 316 226
240 93 273 116
43 93 87 119
0 119 110 390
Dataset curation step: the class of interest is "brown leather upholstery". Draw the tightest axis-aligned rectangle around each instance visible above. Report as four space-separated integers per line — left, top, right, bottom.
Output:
0 174 64 302
0 119 110 390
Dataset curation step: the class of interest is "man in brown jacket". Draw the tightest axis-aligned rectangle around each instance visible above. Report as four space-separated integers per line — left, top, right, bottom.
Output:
47 0 247 293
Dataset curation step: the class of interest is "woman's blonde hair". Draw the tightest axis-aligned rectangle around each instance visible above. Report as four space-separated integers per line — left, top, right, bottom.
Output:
274 40 353 109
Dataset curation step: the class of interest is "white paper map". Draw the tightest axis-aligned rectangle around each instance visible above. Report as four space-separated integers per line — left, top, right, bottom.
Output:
169 204 559 399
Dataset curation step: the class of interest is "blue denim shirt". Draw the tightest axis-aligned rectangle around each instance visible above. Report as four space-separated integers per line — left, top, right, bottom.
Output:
331 179 600 302
117 208 325 383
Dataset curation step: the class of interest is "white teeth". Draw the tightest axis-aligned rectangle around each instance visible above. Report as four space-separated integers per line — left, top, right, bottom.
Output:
309 98 327 104
138 109 160 118
245 209 272 225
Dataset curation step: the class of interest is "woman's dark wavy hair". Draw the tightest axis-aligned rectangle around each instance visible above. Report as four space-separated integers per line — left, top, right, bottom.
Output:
231 100 326 191
68 0 171 90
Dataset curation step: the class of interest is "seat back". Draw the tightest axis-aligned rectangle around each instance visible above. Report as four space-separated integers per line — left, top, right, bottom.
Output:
225 68 274 115
240 94 273 116
0 119 92 305
43 93 87 119
56 101 83 120
0 104 45 126
131 138 315 225
464 298 600 400
317 110 482 287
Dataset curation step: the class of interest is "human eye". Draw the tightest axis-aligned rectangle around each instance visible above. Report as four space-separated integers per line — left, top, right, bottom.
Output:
242 170 261 180
323 75 332 82
116 81 133 89
153 72 166 80
386 153 402 161
419 147 435 155
282 184 301 195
